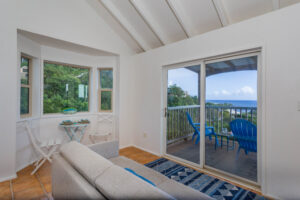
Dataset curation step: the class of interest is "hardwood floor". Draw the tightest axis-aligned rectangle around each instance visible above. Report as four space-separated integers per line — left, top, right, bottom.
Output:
0 146 159 200
0 146 266 199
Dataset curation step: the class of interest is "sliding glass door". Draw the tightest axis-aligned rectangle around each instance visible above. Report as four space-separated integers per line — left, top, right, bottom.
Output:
204 55 258 182
164 52 261 184
166 64 201 165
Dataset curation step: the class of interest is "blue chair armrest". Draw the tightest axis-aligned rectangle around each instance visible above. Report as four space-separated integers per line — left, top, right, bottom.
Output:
193 123 200 126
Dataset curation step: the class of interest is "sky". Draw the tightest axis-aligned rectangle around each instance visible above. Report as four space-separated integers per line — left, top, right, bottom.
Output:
168 68 257 101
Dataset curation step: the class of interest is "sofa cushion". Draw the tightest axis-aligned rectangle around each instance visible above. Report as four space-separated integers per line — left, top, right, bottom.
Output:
124 168 156 186
95 165 175 200
110 156 169 185
60 141 113 186
157 179 213 200
52 154 106 200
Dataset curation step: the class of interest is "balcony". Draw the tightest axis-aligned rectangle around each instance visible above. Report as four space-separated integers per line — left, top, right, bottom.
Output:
166 105 257 182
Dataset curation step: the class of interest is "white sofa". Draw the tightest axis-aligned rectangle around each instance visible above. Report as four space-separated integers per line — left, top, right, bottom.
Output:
52 140 213 199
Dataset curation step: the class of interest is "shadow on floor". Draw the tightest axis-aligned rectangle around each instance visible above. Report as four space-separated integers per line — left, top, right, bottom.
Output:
167 138 257 182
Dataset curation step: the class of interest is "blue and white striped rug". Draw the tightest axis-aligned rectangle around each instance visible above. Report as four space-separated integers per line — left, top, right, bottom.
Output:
145 158 265 200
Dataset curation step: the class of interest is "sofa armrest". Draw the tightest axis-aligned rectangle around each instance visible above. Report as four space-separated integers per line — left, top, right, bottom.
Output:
88 140 119 159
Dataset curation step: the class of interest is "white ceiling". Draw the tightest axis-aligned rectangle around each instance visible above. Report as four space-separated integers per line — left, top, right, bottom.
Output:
86 0 300 54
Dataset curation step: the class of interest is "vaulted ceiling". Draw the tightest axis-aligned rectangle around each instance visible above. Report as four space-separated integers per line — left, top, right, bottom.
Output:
86 0 300 54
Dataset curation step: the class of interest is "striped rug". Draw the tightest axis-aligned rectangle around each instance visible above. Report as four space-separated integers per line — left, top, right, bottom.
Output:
145 158 265 200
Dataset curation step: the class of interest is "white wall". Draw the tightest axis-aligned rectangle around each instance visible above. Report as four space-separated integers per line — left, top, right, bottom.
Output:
123 4 300 199
16 0 134 56
0 0 17 182
16 34 119 171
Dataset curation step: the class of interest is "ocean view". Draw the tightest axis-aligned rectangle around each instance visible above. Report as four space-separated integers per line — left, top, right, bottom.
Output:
206 100 257 107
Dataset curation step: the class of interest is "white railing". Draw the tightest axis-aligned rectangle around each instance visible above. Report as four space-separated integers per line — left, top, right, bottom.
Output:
167 105 257 144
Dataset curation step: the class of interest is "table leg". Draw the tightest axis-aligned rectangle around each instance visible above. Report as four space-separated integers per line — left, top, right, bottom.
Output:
227 136 229 151
64 127 73 140
221 136 223 149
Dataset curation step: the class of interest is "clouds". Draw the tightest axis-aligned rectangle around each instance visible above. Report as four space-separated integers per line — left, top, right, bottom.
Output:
235 86 255 95
208 86 256 100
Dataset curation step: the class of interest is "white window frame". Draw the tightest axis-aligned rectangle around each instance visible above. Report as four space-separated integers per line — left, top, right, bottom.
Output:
42 60 92 115
20 54 32 118
161 46 266 192
98 68 113 113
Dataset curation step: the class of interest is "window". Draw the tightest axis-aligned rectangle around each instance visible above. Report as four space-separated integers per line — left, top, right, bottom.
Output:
99 69 113 112
43 62 90 114
20 55 32 117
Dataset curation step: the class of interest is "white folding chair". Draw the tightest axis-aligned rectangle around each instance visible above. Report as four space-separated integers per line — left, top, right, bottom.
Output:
89 114 114 144
25 122 63 175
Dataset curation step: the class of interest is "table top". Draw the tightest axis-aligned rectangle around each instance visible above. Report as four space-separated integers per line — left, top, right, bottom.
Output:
59 123 89 128
216 132 234 137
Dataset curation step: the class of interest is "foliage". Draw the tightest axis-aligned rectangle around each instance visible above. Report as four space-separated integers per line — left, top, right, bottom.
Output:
43 63 89 114
166 84 257 140
168 84 198 107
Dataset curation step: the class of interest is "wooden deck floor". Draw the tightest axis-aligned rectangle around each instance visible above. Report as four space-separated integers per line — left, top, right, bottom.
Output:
167 138 257 182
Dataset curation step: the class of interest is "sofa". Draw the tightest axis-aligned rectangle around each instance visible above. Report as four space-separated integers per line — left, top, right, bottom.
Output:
52 140 213 199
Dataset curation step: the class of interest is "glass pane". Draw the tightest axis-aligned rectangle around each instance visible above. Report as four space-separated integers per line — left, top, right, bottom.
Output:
20 87 29 115
205 56 258 182
100 69 113 89
43 63 90 114
166 65 200 164
21 57 29 85
101 91 112 111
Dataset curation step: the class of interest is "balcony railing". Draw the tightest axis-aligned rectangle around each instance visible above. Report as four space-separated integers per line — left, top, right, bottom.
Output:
167 105 257 144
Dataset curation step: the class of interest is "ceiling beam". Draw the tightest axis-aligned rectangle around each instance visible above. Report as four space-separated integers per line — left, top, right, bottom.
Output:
272 0 280 10
129 0 166 46
99 0 151 52
211 0 230 27
165 0 191 38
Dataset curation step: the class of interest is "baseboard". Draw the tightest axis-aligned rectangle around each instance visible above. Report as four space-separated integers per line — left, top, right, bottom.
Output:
119 143 134 149
132 144 161 157
16 158 38 172
0 174 17 182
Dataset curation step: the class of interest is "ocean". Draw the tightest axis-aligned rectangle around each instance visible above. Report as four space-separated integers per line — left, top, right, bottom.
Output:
206 100 257 107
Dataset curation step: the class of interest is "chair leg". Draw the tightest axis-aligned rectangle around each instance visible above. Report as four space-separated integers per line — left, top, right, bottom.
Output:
192 131 197 141
195 133 200 145
31 158 47 175
235 147 241 160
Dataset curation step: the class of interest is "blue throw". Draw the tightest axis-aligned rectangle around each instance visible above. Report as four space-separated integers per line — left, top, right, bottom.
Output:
124 168 156 187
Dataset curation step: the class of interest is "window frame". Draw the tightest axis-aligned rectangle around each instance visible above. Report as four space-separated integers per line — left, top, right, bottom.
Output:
43 60 92 115
98 68 113 113
20 54 32 118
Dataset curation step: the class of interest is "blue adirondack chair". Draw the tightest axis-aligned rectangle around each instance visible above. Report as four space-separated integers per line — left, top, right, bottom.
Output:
186 112 219 146
230 119 257 159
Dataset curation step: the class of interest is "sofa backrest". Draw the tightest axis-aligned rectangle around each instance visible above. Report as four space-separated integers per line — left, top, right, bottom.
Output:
60 141 174 200
60 141 114 186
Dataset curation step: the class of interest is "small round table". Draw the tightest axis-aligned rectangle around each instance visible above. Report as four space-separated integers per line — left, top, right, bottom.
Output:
60 123 89 142
215 132 235 151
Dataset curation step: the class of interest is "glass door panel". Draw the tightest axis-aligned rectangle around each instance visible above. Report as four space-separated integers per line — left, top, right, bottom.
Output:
166 65 201 164
205 55 258 182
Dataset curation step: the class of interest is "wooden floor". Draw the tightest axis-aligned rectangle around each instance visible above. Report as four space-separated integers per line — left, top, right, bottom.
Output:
167 138 257 182
0 146 264 200
0 146 160 200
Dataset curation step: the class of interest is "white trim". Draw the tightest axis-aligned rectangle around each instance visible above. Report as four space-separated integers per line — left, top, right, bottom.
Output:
132 144 161 157
16 159 37 172
0 174 17 182
161 44 266 191
165 0 191 38
119 144 134 149
200 60 205 168
212 0 230 26
129 0 165 46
